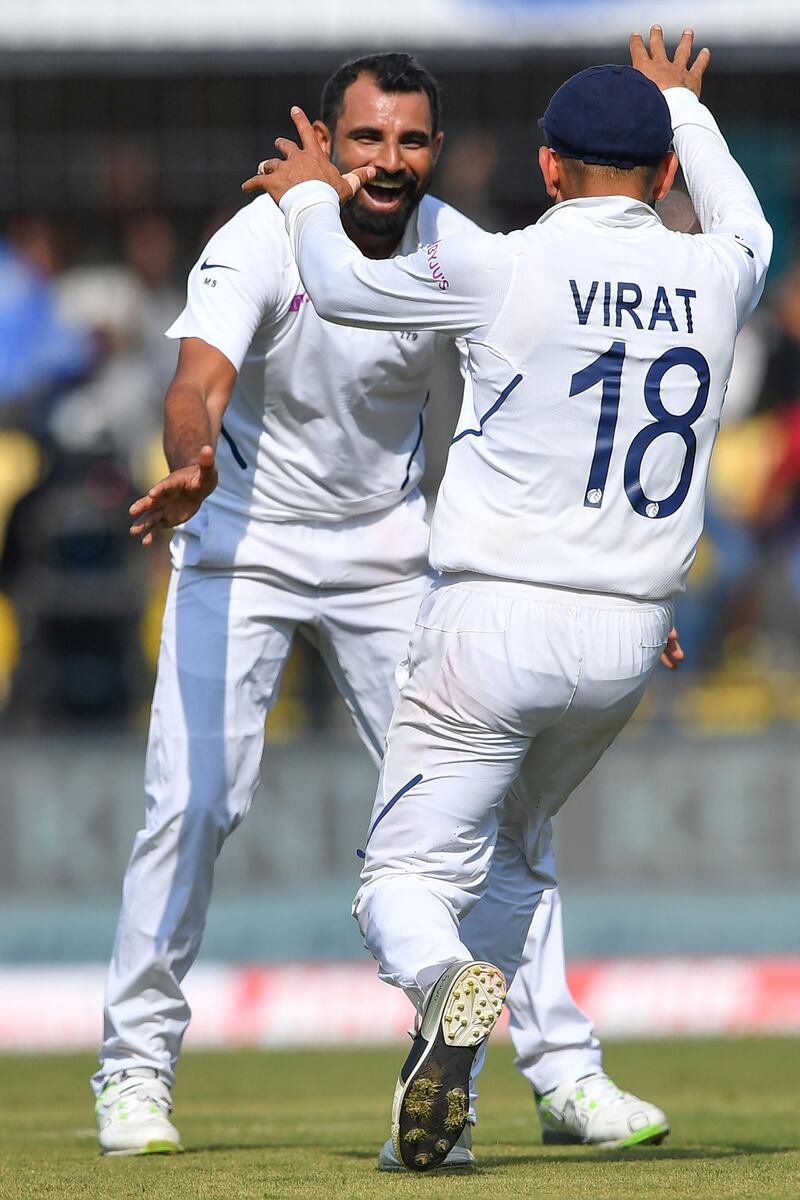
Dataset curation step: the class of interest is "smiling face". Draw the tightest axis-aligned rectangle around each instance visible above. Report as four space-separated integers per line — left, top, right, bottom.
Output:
314 73 443 252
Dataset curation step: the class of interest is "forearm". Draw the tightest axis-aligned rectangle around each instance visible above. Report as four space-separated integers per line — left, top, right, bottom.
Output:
281 183 413 329
163 381 222 471
666 88 772 267
280 182 491 335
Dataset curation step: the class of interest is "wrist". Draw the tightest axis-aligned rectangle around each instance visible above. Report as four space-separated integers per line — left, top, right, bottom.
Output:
664 86 704 125
165 443 210 473
278 179 340 216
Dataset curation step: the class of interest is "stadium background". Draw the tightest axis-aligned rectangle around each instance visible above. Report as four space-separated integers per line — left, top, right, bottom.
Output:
0 0 798 1050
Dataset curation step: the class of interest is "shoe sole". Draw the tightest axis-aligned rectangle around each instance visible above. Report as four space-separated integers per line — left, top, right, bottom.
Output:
541 1122 670 1149
378 1156 475 1173
392 961 506 1172
378 1153 475 1173
378 1143 476 1172
101 1141 183 1156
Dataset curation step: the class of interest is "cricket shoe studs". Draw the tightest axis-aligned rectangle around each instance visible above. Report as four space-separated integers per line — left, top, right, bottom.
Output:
391 960 506 1172
378 1123 475 1171
95 1067 182 1156
537 1072 670 1149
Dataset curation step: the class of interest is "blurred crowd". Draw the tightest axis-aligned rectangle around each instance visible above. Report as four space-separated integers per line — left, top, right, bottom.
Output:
1 132 799 735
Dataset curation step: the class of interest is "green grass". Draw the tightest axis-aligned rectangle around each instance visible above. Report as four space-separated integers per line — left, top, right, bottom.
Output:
0 1039 798 1200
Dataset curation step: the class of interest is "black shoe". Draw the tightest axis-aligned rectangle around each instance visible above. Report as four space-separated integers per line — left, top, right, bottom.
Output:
391 960 506 1171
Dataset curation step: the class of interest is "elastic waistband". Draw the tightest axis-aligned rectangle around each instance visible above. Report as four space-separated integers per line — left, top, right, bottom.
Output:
438 571 672 613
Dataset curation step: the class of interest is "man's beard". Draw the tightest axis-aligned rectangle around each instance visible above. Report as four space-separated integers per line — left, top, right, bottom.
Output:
341 183 422 240
333 155 431 240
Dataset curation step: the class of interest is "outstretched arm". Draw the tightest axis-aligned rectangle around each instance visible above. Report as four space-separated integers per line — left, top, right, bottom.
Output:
243 108 499 336
129 338 234 544
631 25 772 327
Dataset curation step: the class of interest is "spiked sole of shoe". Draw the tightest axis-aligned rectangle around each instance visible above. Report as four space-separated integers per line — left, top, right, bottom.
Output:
392 962 505 1172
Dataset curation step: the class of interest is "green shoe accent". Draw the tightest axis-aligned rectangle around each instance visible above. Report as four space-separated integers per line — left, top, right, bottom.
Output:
139 1141 182 1155
616 1123 669 1149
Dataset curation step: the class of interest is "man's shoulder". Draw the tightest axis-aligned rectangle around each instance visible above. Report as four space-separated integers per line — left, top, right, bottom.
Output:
417 195 486 241
208 194 293 259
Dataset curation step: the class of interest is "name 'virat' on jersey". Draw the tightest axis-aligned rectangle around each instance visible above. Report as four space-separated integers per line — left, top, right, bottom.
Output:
432 213 742 600
281 88 772 600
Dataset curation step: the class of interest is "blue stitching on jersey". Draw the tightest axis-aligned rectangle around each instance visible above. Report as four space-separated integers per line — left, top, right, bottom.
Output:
451 373 524 444
220 424 247 470
401 392 429 490
356 772 424 859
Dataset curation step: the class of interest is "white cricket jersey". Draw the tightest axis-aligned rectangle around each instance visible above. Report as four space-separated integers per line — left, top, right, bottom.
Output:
279 88 772 600
167 194 477 524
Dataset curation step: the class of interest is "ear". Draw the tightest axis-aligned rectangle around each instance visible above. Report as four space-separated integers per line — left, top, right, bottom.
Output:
652 151 679 203
538 146 561 200
313 120 333 159
431 130 445 165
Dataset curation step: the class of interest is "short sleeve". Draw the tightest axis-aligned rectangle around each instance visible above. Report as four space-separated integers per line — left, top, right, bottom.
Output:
166 196 293 370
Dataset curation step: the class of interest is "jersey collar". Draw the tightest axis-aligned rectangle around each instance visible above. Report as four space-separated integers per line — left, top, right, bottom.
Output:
537 195 662 230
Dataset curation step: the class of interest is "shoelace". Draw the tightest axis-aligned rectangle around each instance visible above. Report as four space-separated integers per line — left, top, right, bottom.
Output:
572 1074 627 1108
112 1077 172 1114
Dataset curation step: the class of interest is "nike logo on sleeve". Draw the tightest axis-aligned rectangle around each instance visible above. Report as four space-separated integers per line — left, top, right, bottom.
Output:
201 258 239 271
733 235 755 259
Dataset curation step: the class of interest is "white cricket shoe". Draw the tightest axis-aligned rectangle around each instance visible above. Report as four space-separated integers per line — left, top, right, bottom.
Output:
95 1067 182 1156
391 960 506 1172
378 1125 475 1171
537 1072 669 1149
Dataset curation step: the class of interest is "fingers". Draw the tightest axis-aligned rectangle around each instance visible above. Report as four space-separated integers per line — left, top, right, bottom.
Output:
660 629 685 670
629 32 650 66
673 26 694 69
341 165 377 198
648 23 667 60
690 45 712 81
274 136 298 160
198 445 216 487
129 494 153 518
290 105 317 150
130 512 163 542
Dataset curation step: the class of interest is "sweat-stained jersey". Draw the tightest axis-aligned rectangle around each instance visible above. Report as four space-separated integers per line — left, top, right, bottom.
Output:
278 88 772 600
166 194 478 525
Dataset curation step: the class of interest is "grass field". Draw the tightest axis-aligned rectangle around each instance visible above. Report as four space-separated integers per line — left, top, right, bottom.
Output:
0 1039 798 1200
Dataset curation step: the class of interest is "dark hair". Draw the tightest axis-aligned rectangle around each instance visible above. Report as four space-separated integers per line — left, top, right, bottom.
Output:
320 52 441 135
560 157 660 191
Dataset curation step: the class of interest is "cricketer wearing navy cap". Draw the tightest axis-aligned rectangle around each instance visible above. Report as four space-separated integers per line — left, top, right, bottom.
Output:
539 63 673 170
248 25 772 1172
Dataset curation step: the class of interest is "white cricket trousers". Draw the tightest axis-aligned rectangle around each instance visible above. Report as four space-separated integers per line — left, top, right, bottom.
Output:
95 501 608 1095
355 574 672 1026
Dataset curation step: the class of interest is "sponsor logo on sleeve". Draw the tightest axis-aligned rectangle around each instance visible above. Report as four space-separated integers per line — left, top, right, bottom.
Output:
426 242 450 291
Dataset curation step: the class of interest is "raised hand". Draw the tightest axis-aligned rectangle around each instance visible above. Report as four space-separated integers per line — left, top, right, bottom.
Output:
242 106 376 204
129 444 218 545
630 25 711 97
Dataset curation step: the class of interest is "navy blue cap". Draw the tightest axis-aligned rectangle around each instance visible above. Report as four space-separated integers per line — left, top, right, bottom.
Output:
539 65 672 169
